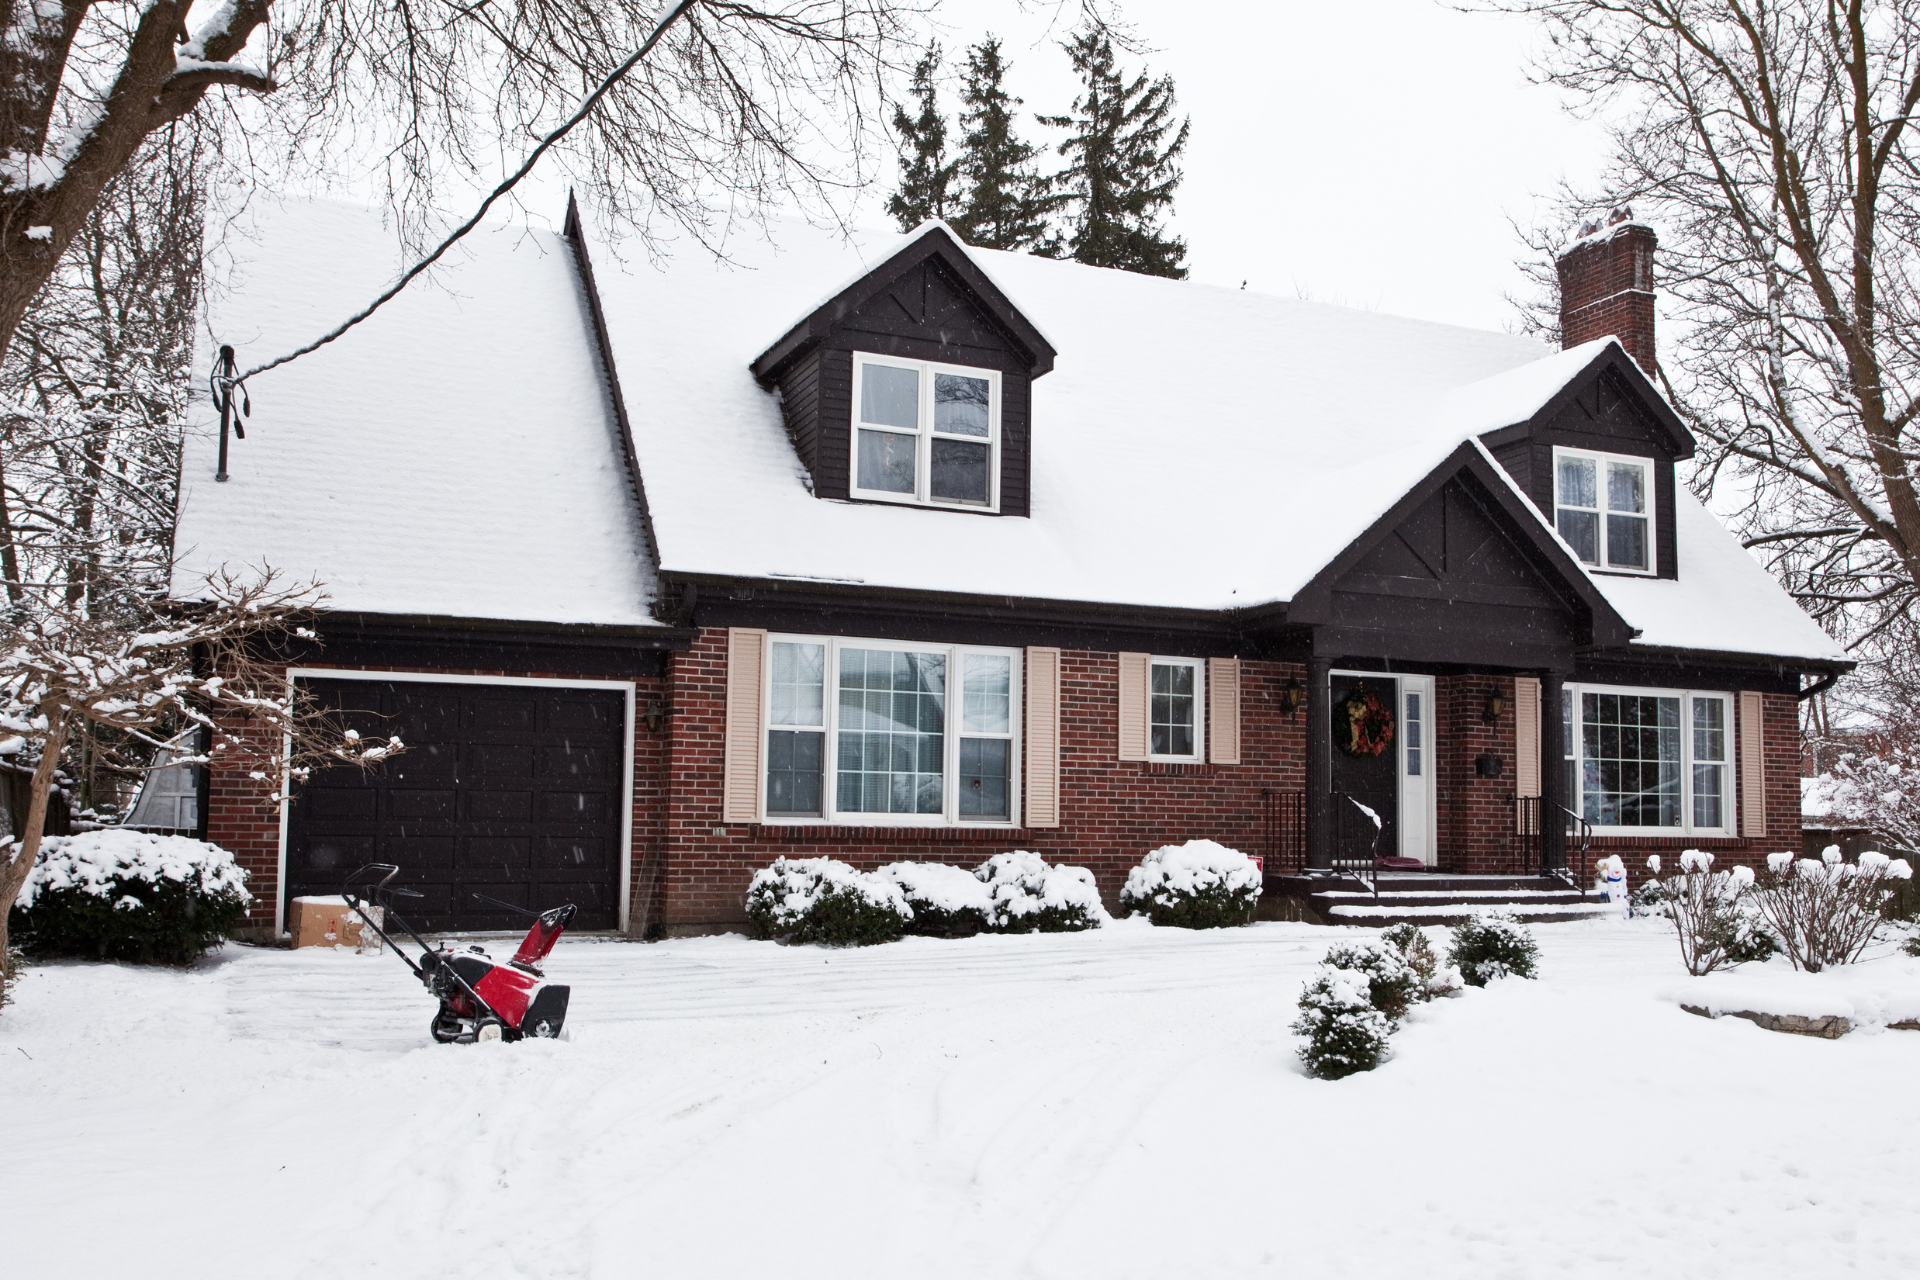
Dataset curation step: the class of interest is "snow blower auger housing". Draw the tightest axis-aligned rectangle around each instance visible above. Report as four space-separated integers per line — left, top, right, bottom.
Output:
344 864 576 1044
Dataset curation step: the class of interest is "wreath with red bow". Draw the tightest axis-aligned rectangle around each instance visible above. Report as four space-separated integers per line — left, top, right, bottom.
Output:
1336 684 1395 758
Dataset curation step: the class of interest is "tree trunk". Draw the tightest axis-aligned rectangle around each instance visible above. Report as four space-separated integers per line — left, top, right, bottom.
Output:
0 713 66 992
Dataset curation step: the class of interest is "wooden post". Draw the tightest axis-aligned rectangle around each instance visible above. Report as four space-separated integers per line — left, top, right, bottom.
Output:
1541 670 1567 874
1306 656 1333 870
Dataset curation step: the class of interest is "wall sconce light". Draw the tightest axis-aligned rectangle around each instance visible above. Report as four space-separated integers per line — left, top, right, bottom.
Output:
1482 689 1507 723
1280 679 1305 717
644 699 667 733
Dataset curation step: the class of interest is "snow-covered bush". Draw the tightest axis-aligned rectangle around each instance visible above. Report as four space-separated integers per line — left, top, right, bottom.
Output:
1447 910 1539 987
1378 922 1462 1000
745 857 911 947
1292 966 1392 1079
1651 850 1770 976
1629 877 1672 919
1118 839 1261 928
1748 847 1914 972
877 861 993 938
1320 940 1421 1023
9 830 251 965
974 851 1108 933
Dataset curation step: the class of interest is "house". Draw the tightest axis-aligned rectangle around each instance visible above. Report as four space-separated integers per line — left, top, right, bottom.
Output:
173 199 1848 937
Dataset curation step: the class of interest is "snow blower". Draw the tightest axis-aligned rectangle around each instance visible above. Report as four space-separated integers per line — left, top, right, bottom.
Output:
343 863 575 1044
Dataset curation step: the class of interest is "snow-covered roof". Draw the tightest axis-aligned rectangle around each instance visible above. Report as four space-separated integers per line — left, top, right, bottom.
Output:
172 200 661 627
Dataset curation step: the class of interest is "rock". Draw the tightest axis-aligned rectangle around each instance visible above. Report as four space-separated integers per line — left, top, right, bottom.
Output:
1680 1004 1850 1038
1890 1018 1920 1032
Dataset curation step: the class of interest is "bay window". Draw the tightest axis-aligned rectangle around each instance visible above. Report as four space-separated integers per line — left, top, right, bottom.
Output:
763 634 1020 825
1554 447 1653 574
852 352 1001 510
1560 684 1731 835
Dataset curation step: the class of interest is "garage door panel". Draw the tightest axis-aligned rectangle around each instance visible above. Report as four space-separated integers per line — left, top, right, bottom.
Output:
289 678 625 932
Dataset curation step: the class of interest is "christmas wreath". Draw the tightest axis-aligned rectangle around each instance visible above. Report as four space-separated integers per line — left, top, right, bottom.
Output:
1336 684 1395 758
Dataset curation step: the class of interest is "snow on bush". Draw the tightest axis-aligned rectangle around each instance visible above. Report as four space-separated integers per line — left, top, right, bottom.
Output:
1292 966 1392 1079
974 851 1108 933
1378 922 1462 1000
1748 846 1913 972
1118 839 1261 928
1320 940 1421 1023
1447 910 1539 987
9 829 251 964
877 861 993 938
745 857 911 947
1645 850 1776 976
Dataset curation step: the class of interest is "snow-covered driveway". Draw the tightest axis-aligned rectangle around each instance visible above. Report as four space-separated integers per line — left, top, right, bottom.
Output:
3 919 1915 1278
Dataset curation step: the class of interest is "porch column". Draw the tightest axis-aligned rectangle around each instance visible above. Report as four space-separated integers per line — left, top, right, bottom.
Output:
1306 656 1334 870
1540 670 1567 873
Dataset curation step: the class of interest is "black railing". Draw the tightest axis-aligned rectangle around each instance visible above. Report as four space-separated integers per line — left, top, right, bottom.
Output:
1261 788 1380 895
1512 796 1594 885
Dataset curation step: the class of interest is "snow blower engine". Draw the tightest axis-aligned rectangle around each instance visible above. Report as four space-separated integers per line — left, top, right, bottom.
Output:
344 863 575 1044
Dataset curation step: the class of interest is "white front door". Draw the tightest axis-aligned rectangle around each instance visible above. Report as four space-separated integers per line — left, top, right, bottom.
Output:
1398 676 1436 865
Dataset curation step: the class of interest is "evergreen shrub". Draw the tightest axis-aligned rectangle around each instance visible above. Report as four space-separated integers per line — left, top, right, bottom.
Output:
1292 966 1392 1079
975 851 1108 933
1119 839 1261 928
10 830 251 965
1447 910 1540 987
1378 923 1462 1000
1320 940 1421 1023
877 861 993 938
745 857 911 946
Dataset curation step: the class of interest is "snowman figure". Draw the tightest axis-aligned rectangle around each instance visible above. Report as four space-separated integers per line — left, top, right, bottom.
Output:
1600 855 1629 918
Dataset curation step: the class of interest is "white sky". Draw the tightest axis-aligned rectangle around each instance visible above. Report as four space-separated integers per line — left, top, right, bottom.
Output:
908 0 1611 332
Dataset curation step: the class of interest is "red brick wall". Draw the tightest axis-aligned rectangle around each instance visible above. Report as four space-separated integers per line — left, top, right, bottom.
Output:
208 660 668 937
1557 221 1658 377
1436 674 1519 873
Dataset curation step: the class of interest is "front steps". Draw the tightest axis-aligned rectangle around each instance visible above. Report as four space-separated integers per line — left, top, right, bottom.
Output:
1268 873 1617 927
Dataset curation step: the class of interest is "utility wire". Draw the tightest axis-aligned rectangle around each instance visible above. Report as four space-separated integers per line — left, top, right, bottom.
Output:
238 0 700 381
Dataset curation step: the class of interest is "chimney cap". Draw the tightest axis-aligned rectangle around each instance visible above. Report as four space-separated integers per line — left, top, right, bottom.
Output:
1559 205 1655 258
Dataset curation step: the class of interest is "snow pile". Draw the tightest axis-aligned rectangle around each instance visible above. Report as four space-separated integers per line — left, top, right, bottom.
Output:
1667 954 1920 1029
745 857 911 947
13 829 250 911
975 851 1108 933
1120 839 1262 928
877 861 995 937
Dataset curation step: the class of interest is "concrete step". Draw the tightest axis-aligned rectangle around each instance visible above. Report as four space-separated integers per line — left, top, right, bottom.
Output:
1319 898 1619 927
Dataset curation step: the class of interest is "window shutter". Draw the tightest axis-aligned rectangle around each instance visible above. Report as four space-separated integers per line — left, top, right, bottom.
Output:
1739 691 1766 837
1117 652 1150 761
1208 658 1241 765
722 628 768 823
1513 676 1541 833
1024 647 1062 828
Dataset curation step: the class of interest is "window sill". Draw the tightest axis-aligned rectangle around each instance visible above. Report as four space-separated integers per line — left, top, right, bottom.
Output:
749 823 1029 842
1587 832 1747 846
1142 760 1214 775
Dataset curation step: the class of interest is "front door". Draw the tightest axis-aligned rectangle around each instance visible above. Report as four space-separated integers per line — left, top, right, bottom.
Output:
1330 673 1398 864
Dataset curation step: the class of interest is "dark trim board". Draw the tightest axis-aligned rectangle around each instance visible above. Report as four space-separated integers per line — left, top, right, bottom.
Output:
1576 651 1813 696
295 613 693 679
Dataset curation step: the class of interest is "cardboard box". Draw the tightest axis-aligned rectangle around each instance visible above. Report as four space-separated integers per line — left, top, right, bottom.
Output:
290 895 382 951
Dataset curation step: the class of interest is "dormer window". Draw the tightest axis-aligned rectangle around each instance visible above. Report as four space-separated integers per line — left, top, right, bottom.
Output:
852 352 1001 511
1554 446 1653 574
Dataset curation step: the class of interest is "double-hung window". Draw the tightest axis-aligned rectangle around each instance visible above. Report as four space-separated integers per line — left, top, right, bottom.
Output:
1149 657 1205 761
763 635 1020 825
852 352 1001 510
1554 447 1653 574
1560 684 1732 835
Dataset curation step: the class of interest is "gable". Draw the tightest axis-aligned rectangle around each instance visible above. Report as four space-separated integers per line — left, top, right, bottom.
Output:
1340 478 1568 612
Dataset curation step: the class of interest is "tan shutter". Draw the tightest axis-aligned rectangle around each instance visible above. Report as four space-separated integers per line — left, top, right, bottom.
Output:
722 628 768 823
1208 658 1241 765
1739 691 1766 837
1514 676 1541 833
1117 652 1150 761
1024 647 1062 827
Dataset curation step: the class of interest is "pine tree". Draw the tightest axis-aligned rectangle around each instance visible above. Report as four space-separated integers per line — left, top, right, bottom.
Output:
1040 30 1190 278
885 44 959 231
948 37 1057 253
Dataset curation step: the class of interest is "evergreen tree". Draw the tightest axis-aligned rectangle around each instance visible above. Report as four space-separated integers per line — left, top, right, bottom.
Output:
1039 30 1190 278
949 37 1057 253
885 44 958 230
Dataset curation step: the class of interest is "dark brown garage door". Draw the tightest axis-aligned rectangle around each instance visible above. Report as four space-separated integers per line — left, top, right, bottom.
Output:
287 678 626 931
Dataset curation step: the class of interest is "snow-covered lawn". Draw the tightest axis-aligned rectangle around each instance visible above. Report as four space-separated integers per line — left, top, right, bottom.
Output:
2 918 1915 1278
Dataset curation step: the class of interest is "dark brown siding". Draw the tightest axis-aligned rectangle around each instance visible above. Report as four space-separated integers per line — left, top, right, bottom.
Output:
776 347 822 483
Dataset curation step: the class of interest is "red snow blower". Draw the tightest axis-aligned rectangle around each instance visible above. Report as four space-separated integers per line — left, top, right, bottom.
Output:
344 864 574 1044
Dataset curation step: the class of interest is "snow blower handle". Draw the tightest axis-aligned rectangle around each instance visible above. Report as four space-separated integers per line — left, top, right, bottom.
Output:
342 864 433 975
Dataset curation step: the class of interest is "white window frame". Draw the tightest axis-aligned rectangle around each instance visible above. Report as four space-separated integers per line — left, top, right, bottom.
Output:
850 351 1002 512
1552 446 1657 576
1561 682 1734 837
759 634 1022 827
1148 656 1206 763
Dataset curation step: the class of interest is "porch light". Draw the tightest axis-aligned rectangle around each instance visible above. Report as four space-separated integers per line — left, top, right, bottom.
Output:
645 699 667 733
1280 679 1305 716
1482 689 1507 723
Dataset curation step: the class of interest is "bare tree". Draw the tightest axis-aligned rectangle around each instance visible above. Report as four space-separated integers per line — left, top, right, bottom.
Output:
1492 1 1920 675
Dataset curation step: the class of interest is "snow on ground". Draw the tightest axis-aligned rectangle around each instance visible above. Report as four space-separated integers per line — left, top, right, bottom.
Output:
2 918 1915 1279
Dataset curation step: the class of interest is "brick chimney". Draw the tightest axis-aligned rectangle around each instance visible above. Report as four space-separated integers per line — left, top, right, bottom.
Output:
1556 207 1657 378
